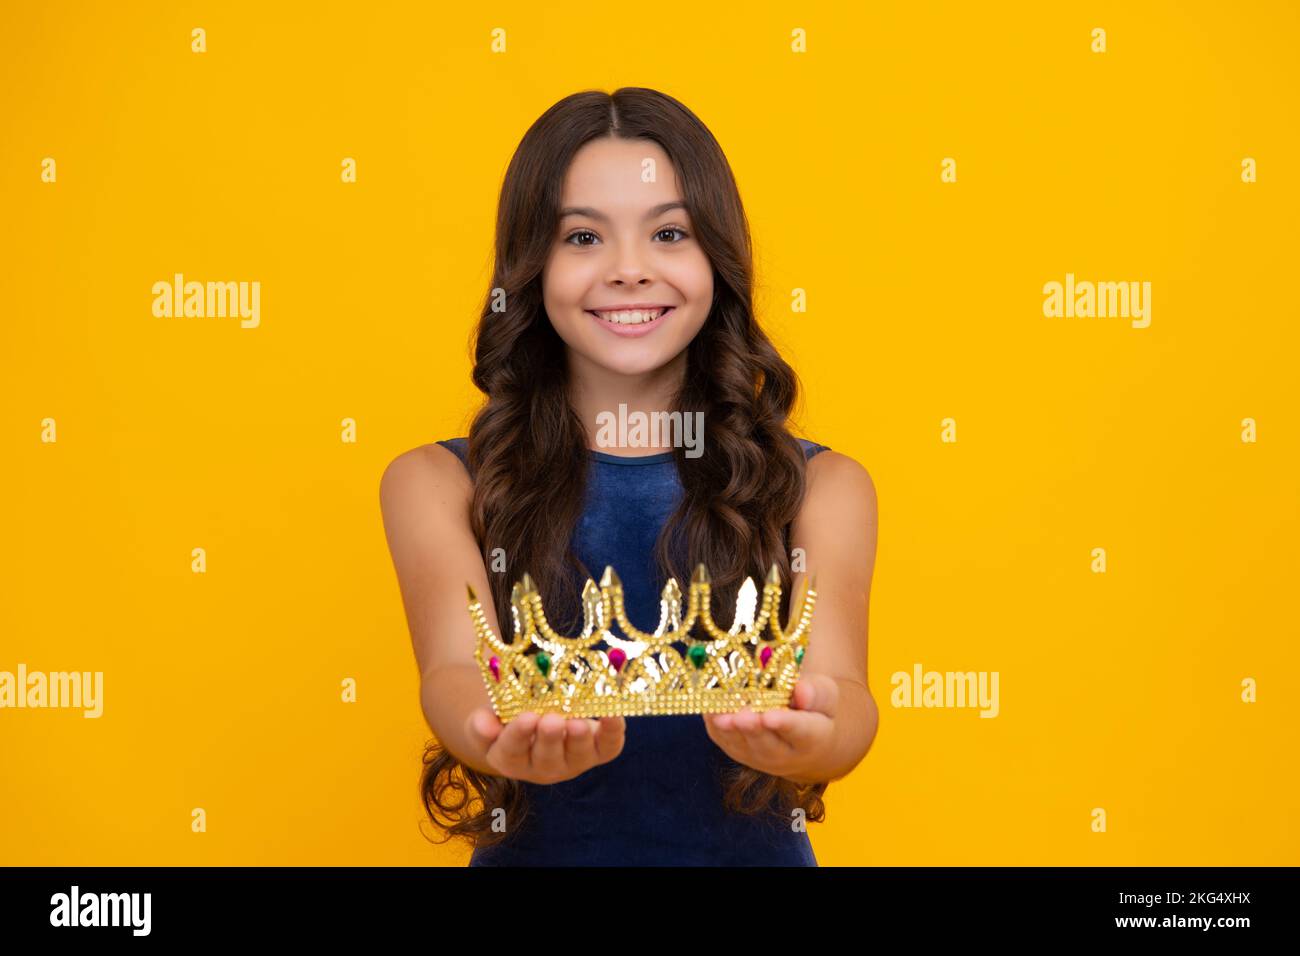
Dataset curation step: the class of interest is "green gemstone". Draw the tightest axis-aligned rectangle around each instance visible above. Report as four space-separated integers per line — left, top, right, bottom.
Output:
535 652 551 678
687 644 708 669
795 647 805 664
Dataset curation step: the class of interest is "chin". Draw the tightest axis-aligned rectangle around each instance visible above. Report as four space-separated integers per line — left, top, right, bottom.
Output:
585 348 674 377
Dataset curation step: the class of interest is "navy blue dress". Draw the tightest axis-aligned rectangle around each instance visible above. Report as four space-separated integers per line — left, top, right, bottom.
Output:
436 436 831 866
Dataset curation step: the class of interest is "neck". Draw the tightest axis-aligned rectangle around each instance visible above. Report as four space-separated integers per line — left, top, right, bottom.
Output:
566 349 687 453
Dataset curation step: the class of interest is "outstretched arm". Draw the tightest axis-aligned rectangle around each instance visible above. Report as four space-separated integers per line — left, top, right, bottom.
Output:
703 448 879 784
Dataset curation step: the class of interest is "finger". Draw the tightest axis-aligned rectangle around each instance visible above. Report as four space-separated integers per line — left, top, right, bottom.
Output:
529 712 568 779
755 707 814 753
563 717 599 768
706 711 736 732
465 706 503 750
724 707 794 764
792 674 839 717
738 716 796 764
704 714 753 763
592 716 625 763
487 710 538 773
732 706 763 735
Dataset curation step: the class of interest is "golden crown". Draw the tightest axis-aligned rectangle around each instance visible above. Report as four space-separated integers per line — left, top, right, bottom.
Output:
466 563 817 722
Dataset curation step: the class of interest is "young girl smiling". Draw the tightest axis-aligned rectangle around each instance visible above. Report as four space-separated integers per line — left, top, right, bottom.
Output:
381 87 879 866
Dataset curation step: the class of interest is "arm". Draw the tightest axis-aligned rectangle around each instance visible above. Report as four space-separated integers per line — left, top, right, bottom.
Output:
703 448 880 784
784 448 880 783
380 443 626 784
380 444 501 775
419 664 499 776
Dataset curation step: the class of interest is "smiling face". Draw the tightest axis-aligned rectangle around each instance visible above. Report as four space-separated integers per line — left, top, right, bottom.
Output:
542 135 714 378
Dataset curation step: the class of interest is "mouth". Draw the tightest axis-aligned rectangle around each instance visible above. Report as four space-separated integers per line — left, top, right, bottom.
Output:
586 305 675 336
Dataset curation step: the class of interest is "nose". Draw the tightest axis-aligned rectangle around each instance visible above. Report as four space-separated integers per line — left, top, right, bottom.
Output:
606 243 653 287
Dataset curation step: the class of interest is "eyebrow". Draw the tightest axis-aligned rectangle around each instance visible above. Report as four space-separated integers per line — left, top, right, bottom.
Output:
558 201 688 222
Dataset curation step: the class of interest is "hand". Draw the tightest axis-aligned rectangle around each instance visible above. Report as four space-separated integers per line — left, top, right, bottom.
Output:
465 707 626 784
702 674 838 781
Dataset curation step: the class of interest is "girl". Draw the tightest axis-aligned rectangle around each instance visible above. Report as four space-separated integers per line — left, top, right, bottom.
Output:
380 87 878 866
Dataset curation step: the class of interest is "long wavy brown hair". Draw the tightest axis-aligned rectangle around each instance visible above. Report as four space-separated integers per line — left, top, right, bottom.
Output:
421 87 829 852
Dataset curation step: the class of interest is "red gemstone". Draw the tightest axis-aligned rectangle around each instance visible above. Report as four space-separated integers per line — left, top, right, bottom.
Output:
759 646 773 669
489 656 501 681
608 648 626 672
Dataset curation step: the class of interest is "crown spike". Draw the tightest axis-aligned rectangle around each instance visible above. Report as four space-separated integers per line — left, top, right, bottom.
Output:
521 571 536 593
790 575 808 617
656 577 684 637
730 577 757 634
467 583 477 602
600 565 622 588
766 563 781 585
693 563 710 584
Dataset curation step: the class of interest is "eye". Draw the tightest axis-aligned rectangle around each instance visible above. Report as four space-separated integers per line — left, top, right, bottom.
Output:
654 226 689 243
564 229 599 246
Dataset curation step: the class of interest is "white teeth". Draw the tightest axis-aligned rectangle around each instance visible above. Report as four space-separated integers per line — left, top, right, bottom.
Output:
593 308 667 325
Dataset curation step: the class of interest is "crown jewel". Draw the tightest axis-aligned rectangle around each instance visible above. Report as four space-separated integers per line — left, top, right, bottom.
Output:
467 563 817 722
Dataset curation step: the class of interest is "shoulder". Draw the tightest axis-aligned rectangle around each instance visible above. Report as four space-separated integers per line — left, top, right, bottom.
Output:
801 448 878 529
379 441 472 519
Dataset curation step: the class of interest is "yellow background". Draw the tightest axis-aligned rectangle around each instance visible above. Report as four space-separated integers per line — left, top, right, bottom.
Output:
1 1 1296 865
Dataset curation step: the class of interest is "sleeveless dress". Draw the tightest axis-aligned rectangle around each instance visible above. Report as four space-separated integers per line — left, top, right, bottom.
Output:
436 436 832 866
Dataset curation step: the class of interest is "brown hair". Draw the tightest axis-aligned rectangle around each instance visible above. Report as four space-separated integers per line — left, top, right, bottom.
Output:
420 87 828 851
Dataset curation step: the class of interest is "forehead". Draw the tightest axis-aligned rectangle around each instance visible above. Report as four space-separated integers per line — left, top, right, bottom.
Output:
559 136 682 209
